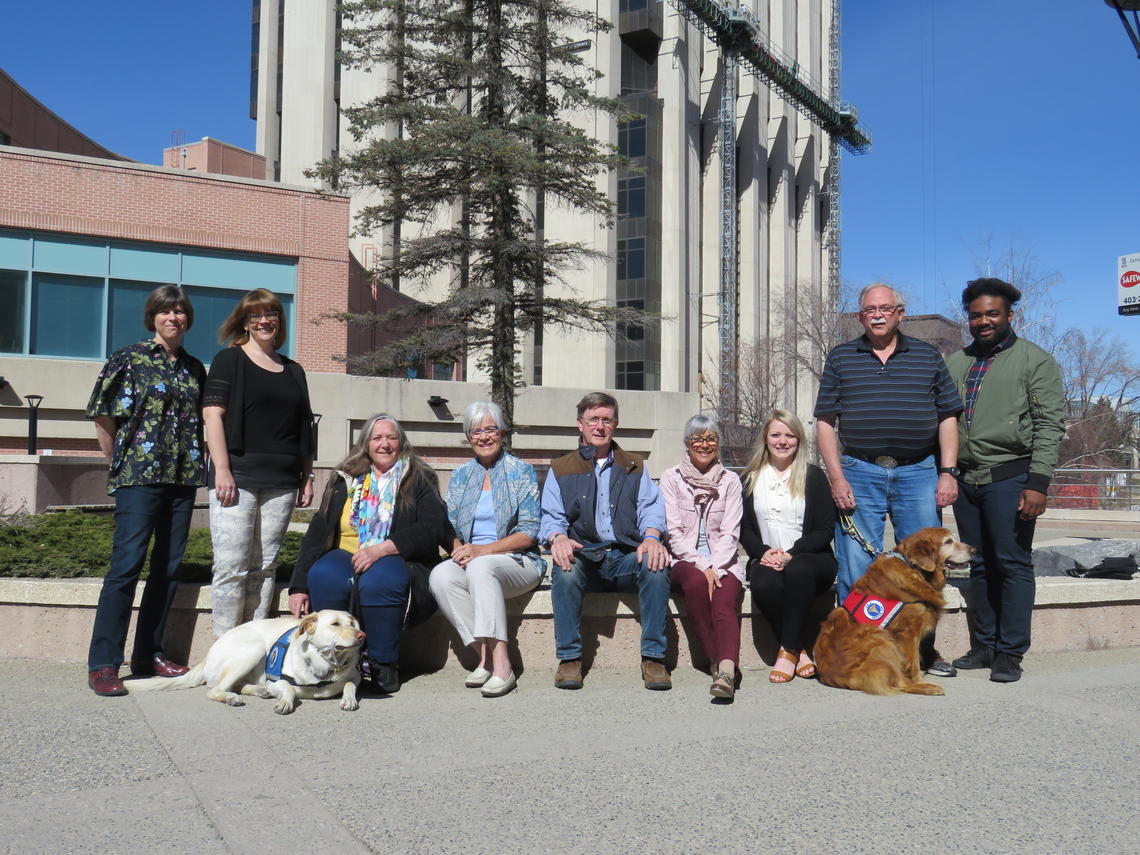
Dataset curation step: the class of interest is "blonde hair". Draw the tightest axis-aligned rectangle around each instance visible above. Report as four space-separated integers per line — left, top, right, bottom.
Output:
742 409 808 499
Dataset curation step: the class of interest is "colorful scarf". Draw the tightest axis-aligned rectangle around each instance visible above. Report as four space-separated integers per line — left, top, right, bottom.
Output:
349 456 409 547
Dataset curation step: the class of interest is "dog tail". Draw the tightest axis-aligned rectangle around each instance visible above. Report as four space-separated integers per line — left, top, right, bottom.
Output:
126 662 207 693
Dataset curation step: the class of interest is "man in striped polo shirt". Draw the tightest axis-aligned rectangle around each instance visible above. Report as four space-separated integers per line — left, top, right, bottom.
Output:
814 283 964 677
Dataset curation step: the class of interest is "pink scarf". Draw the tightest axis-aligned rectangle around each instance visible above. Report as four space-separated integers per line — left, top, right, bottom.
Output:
678 453 724 514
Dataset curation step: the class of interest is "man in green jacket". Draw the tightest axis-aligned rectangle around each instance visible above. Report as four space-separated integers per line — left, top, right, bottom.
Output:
946 278 1065 683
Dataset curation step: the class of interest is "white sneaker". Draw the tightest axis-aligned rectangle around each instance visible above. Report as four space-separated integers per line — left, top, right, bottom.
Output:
464 667 492 688
481 672 517 697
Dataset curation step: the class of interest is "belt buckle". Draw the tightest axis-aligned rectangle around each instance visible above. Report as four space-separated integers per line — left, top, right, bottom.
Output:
874 456 899 469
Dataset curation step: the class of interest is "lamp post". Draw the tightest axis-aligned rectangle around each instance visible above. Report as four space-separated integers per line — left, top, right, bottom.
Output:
25 394 44 455
1106 0 1140 58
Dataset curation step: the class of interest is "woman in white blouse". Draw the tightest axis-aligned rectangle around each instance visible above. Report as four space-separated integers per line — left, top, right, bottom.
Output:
740 410 837 683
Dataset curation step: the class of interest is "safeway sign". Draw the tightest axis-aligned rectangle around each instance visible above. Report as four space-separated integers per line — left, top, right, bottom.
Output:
1120 252 1140 316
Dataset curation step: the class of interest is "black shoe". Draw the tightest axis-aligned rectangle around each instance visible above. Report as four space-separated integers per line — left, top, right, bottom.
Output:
952 648 995 670
989 652 1022 683
925 658 957 678
370 662 400 694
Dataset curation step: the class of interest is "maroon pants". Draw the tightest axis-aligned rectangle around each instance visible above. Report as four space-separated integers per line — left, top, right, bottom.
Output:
670 561 743 666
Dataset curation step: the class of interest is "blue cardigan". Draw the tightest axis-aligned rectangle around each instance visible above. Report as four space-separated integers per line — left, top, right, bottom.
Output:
447 452 546 578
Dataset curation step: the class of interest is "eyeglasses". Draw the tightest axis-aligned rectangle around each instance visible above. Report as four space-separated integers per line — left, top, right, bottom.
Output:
859 305 899 317
247 311 280 322
580 416 616 428
688 435 720 448
468 427 501 438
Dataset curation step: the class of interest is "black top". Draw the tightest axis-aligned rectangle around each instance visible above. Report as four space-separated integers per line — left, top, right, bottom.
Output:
740 464 837 560
290 467 450 627
814 333 962 459
203 346 314 489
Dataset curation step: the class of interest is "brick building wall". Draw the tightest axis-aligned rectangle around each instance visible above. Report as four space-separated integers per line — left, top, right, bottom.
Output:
0 147 351 372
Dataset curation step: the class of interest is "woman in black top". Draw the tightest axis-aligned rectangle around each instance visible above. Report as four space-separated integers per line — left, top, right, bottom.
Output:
741 409 838 683
203 289 314 638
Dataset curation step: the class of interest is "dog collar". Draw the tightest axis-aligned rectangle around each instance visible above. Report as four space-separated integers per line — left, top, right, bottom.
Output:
884 550 925 573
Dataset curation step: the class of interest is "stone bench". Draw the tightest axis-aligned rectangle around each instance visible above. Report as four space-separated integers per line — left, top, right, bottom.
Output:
1 575 1137 674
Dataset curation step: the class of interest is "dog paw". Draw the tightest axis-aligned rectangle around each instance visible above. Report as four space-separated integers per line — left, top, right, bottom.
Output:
253 686 275 699
225 696 245 707
274 700 296 715
340 697 359 711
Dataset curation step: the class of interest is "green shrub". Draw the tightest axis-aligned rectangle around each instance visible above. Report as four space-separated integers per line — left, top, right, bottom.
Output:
0 511 303 582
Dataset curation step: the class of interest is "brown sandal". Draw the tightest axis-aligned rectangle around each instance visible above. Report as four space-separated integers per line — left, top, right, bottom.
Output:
710 671 735 699
769 648 797 684
795 655 817 679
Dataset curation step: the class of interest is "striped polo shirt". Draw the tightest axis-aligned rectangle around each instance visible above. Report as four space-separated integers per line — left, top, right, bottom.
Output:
814 333 963 459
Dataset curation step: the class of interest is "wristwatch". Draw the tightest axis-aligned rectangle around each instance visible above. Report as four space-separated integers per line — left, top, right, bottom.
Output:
938 466 961 477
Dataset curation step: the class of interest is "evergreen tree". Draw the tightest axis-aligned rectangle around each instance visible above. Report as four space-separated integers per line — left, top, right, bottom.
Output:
313 0 645 431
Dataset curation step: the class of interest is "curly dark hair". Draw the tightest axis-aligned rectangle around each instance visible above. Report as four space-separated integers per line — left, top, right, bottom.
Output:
961 277 1021 311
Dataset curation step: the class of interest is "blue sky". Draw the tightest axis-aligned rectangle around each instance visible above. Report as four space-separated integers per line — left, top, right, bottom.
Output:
2 1 1137 353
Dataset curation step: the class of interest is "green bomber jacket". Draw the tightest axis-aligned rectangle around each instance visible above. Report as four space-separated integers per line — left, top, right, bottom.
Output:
945 334 1065 493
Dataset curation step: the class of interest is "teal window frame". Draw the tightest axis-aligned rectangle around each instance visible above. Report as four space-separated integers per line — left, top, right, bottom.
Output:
0 229 298 362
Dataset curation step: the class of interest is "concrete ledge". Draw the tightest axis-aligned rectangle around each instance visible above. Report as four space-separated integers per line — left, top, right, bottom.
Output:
2 575 1137 673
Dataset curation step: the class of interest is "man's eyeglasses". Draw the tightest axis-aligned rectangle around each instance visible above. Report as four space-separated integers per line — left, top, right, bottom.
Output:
247 311 280 322
688 435 720 448
859 305 899 317
468 427 502 438
581 416 616 428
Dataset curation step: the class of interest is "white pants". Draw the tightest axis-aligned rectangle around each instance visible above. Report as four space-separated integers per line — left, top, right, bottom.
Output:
209 487 296 637
429 555 543 645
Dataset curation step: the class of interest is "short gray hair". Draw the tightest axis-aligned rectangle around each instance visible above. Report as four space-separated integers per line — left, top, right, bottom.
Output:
858 282 906 311
463 400 507 435
683 413 719 441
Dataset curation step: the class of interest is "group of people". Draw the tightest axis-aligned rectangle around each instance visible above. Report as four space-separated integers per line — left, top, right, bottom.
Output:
84 274 1064 699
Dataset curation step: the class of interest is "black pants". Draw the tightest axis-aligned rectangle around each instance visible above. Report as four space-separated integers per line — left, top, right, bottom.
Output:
748 552 837 653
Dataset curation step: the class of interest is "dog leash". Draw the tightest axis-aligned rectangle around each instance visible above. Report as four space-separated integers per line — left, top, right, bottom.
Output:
838 511 882 559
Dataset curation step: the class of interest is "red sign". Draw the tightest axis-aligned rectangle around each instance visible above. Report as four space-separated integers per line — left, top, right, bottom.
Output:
1123 270 1140 288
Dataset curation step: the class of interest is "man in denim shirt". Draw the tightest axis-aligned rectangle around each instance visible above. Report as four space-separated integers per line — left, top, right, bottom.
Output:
540 392 671 690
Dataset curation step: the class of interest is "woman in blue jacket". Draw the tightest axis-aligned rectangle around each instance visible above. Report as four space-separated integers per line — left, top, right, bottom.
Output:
430 401 546 697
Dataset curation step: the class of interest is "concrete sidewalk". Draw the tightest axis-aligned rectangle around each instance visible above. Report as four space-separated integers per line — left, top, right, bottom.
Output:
2 647 1137 855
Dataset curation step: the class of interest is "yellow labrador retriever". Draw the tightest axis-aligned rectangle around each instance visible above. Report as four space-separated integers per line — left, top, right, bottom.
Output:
129 610 364 714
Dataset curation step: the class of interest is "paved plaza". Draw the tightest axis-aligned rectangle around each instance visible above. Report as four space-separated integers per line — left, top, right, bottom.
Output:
1 646 1137 855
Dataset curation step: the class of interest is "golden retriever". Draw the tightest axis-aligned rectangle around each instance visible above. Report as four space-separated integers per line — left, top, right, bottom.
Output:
814 527 973 696
128 610 364 714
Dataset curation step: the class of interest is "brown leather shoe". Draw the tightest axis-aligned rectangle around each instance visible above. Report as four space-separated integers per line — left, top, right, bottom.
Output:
130 654 189 678
88 666 127 696
641 658 672 691
554 659 583 690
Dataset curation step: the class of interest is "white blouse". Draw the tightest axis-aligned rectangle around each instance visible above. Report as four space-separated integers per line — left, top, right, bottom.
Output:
752 464 805 551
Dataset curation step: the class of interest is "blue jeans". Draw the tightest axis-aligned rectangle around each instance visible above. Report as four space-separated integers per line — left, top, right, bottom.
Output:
307 549 410 663
834 454 939 603
88 484 197 671
550 547 671 661
953 473 1036 659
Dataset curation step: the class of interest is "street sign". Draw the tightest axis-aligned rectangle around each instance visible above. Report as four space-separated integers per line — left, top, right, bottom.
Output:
1120 252 1140 315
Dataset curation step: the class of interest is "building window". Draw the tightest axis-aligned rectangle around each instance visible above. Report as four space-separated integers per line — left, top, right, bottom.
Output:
616 238 645 281
617 297 645 342
0 230 296 361
617 176 646 220
618 119 646 158
616 360 645 390
620 0 648 11
620 42 655 96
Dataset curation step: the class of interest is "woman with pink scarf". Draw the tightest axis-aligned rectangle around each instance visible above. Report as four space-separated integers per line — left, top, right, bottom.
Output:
660 415 745 699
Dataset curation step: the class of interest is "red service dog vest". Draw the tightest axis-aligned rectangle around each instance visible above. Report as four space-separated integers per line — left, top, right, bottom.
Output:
842 590 904 628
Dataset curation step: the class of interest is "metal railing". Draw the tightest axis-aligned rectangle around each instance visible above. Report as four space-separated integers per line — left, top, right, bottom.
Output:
1049 468 1140 511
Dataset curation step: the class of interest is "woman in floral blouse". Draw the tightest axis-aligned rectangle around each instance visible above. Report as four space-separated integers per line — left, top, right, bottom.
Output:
84 285 207 697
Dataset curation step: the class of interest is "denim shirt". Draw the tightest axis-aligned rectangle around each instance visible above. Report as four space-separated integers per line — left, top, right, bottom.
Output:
447 452 546 577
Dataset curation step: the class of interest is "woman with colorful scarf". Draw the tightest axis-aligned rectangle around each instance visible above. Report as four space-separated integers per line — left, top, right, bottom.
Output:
289 414 448 694
660 415 745 699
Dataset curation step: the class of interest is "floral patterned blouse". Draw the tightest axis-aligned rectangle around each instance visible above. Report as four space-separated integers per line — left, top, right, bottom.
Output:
85 339 207 493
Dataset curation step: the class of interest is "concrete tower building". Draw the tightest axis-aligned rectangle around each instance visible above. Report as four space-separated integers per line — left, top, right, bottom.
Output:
251 0 851 418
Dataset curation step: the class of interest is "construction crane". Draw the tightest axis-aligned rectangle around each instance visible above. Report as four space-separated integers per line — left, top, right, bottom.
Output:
669 0 871 423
